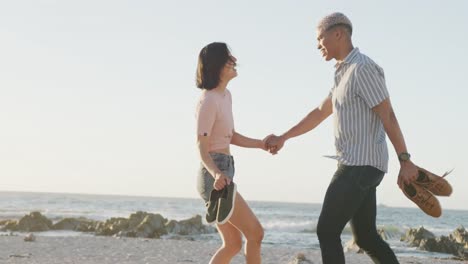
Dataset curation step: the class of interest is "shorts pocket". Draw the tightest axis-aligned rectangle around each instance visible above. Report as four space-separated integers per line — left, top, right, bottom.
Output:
212 156 229 171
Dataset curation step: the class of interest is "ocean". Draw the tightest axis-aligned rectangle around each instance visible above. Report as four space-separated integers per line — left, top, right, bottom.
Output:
0 191 466 259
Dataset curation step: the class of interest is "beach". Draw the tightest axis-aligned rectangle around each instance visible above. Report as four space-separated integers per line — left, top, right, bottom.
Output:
1 192 467 263
0 235 465 264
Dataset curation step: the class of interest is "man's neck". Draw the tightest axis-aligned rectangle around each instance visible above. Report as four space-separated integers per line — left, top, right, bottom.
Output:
335 44 354 63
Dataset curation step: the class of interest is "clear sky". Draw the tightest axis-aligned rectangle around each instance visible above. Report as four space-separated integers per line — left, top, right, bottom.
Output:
1 1 467 210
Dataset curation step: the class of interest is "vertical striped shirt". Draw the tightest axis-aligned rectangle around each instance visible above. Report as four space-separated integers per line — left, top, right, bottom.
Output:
326 48 389 172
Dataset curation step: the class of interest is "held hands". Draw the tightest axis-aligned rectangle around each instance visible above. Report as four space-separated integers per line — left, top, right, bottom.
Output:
397 160 418 189
262 134 286 155
214 172 231 190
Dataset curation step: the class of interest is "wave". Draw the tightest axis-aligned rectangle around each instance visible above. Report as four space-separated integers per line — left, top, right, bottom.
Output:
261 219 407 239
262 219 317 233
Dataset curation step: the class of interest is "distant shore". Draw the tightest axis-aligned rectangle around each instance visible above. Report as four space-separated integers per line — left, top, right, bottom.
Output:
0 235 464 264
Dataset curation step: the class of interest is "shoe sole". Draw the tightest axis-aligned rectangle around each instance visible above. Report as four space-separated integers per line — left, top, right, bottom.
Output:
217 183 237 225
403 183 442 218
206 189 223 224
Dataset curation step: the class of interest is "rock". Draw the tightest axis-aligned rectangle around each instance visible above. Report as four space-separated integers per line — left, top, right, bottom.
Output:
343 238 364 253
419 235 462 256
401 226 435 247
376 227 401 240
9 253 32 259
52 217 99 232
288 253 313 264
166 235 195 241
344 228 390 253
377 228 388 240
24 233 36 242
165 215 215 235
134 214 167 238
416 228 468 261
75 220 102 232
458 248 468 260
95 217 129 236
128 211 152 229
3 211 215 241
15 212 52 232
96 211 170 239
451 226 468 244
409 226 468 260
0 220 19 231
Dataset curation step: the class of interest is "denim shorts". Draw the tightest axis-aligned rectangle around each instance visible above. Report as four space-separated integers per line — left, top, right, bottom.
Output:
197 153 235 203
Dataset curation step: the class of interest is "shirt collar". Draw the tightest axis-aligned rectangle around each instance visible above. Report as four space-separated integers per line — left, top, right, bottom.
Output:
334 47 360 69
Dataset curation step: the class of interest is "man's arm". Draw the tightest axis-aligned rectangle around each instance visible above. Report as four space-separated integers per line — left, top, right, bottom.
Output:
372 98 418 188
267 96 333 153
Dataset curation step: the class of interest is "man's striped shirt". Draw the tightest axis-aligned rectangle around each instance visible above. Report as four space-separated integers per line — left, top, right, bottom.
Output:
326 48 389 172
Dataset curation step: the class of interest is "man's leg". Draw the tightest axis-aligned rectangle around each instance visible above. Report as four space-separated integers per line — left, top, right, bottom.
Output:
317 165 370 264
350 183 399 264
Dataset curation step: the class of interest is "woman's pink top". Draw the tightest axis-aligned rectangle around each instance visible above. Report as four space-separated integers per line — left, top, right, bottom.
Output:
196 89 234 151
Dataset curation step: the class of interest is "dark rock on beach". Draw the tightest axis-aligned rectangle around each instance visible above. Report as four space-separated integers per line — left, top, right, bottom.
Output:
402 226 468 260
106 211 168 238
165 214 214 236
288 253 314 264
52 217 100 232
0 212 53 232
400 226 436 247
1 211 215 240
344 227 392 254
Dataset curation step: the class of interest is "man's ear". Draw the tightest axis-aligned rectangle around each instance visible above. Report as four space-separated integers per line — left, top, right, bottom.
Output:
334 28 343 40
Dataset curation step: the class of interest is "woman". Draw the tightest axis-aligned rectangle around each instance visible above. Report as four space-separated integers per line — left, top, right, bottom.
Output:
195 42 266 264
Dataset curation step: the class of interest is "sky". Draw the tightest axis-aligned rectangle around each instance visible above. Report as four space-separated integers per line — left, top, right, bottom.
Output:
1 1 467 210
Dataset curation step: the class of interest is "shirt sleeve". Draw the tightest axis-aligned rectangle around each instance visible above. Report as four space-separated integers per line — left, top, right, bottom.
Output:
196 96 217 136
355 64 389 108
227 90 235 132
328 85 335 99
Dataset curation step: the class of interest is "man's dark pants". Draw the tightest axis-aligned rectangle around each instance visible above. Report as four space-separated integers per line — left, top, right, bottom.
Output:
317 165 399 264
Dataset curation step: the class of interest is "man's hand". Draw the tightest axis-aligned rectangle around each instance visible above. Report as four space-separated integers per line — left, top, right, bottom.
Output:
264 134 286 155
398 160 418 189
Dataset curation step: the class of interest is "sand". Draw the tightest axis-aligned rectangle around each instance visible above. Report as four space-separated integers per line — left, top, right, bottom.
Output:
0 235 465 264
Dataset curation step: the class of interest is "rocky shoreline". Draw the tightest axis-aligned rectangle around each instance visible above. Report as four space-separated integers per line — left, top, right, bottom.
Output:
0 211 215 239
1 211 467 261
401 226 468 260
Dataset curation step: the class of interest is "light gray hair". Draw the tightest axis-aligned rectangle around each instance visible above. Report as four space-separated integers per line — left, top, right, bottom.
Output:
317 12 352 35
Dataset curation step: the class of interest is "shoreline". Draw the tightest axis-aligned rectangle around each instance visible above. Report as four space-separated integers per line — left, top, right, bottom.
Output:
0 235 465 264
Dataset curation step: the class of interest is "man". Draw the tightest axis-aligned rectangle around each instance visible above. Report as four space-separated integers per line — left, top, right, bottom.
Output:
266 12 419 263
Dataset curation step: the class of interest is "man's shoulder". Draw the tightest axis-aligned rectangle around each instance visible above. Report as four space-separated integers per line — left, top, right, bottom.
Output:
353 52 378 66
352 53 384 76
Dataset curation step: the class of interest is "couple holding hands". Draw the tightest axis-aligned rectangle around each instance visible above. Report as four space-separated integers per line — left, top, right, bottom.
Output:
195 12 418 264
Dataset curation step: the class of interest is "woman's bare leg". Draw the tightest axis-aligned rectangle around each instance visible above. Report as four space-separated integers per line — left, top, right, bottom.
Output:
228 193 264 264
210 221 243 264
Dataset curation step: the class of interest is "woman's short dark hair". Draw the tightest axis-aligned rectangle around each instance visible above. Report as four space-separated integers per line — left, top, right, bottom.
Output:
196 42 233 90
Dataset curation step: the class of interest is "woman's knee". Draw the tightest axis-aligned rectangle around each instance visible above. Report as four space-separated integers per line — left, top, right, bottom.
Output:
223 238 243 255
245 223 264 243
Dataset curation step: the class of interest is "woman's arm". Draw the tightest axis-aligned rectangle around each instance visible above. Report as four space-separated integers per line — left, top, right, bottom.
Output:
197 135 231 190
231 131 267 150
